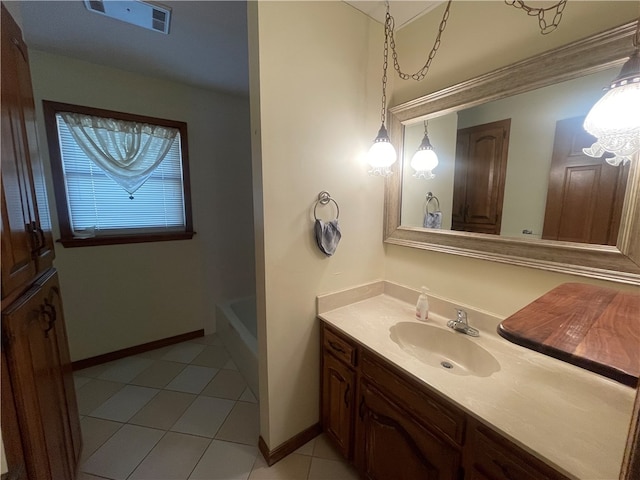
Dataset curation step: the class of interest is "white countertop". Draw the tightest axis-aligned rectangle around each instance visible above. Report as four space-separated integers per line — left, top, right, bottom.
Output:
317 283 636 480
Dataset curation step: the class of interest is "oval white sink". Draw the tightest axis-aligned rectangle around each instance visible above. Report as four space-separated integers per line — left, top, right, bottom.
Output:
390 322 500 377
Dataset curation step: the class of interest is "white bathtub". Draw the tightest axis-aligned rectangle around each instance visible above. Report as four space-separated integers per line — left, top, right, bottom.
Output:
216 296 258 398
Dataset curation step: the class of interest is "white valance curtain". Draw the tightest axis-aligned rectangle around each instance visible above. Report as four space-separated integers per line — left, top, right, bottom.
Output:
60 112 179 196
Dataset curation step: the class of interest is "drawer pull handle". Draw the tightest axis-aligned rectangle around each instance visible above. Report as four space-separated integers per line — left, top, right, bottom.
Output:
493 459 518 480
41 299 57 337
328 341 346 354
344 383 350 407
36 225 46 250
26 221 40 252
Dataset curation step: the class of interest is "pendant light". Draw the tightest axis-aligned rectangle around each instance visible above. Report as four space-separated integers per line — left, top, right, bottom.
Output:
366 3 396 176
410 121 439 179
583 18 640 166
365 0 567 176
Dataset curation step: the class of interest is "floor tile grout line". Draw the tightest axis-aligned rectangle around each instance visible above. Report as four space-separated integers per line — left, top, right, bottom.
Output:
78 418 125 466
305 453 314 480
80 423 170 476
123 428 215 480
76 335 266 480
123 427 172 480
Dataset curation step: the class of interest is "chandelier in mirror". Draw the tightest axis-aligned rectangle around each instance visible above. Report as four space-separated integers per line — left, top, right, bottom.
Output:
410 121 438 179
583 17 640 166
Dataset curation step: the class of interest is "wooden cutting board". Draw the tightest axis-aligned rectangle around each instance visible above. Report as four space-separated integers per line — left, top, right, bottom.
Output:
498 283 640 387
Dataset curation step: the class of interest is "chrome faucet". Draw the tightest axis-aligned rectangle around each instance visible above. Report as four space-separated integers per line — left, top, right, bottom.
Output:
447 309 479 337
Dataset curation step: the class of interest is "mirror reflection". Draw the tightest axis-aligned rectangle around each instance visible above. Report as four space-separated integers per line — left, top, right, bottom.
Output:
400 65 629 246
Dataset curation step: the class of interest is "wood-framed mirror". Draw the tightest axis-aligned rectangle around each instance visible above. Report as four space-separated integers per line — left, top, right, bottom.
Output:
384 21 640 285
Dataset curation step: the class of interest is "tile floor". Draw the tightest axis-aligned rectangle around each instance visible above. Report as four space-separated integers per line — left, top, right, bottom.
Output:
74 333 358 480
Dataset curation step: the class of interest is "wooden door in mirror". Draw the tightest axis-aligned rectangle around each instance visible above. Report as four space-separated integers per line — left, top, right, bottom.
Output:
452 119 510 235
542 116 629 245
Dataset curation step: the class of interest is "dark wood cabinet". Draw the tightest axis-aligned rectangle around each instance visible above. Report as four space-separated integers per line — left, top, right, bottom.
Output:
321 326 356 459
452 119 510 235
2 271 80 480
357 380 461 480
1 4 80 480
464 419 569 480
1 352 28 480
320 322 569 480
1 3 53 301
322 349 355 458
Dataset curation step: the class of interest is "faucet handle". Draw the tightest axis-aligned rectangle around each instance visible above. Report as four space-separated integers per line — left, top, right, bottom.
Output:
455 309 468 324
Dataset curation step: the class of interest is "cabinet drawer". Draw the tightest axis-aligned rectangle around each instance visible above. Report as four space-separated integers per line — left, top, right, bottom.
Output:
470 424 568 480
323 326 357 367
361 351 465 446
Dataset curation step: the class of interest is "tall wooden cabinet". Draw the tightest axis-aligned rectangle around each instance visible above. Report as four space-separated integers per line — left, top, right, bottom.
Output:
1 4 81 480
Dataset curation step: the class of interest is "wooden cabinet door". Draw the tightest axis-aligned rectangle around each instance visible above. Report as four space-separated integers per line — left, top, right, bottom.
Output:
1 4 54 300
452 134 470 227
9 10 55 273
2 271 78 480
1 5 38 299
465 421 569 480
356 381 460 480
1 351 29 480
36 270 82 468
322 351 355 459
452 119 510 235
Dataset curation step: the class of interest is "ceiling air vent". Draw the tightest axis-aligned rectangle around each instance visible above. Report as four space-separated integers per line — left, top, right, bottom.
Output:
84 0 171 35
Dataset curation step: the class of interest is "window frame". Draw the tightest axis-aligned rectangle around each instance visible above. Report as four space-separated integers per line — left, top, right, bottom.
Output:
43 100 194 247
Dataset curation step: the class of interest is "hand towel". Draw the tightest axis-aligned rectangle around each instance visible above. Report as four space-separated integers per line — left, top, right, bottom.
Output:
315 219 341 256
423 211 442 229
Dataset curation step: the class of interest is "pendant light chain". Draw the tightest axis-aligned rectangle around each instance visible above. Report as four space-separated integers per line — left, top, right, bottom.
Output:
384 0 567 87
379 8 390 125
504 0 568 35
386 0 453 81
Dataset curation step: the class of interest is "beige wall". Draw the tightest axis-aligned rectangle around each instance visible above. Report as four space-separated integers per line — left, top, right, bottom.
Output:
29 51 255 361
386 1 639 317
392 1 638 106
250 1 385 448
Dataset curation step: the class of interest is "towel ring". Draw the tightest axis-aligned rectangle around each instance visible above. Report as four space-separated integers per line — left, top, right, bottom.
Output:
314 191 340 221
425 192 440 214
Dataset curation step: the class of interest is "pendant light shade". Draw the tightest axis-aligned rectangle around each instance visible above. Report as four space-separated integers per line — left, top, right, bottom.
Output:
583 51 640 166
367 124 397 176
410 124 438 179
367 3 398 177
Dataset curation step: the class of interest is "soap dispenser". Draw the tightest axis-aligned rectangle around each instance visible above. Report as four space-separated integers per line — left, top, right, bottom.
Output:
415 286 429 322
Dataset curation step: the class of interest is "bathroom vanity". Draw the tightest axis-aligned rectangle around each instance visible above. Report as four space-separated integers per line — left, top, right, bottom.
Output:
318 282 635 480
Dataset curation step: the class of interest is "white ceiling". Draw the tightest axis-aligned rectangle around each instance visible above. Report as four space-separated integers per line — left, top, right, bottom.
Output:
343 1 443 29
16 1 441 96
18 1 250 95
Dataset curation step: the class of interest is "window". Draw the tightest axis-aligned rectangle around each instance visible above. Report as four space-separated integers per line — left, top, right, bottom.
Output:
43 101 193 247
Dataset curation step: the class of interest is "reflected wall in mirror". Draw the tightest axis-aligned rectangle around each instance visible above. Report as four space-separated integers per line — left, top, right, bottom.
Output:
385 21 640 284
400 66 628 245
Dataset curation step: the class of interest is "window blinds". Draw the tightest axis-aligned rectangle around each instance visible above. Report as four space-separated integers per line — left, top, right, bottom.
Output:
56 114 186 235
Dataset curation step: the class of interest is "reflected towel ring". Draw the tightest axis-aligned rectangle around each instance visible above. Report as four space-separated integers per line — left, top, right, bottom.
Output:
314 191 340 220
425 192 440 213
